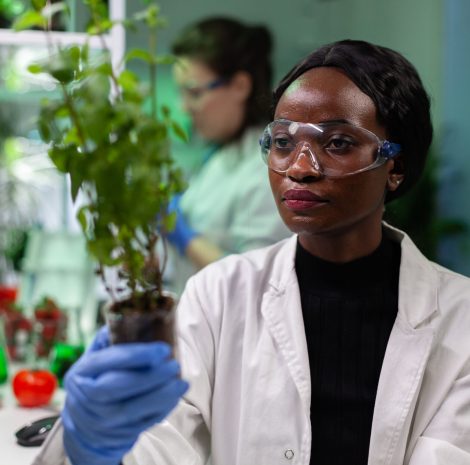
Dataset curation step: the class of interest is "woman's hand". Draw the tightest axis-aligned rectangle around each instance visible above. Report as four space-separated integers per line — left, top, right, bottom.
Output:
165 195 199 255
61 326 189 465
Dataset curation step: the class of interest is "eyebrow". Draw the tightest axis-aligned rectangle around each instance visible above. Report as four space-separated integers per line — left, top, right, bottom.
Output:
274 117 353 125
318 118 351 125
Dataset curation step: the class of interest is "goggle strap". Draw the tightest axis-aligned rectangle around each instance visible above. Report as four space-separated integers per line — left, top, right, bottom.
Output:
380 141 402 158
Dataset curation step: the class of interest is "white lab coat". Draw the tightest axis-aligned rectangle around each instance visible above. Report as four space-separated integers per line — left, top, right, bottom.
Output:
33 224 470 465
165 126 290 295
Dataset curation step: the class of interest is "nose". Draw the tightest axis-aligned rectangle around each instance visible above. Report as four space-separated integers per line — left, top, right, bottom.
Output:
285 142 323 180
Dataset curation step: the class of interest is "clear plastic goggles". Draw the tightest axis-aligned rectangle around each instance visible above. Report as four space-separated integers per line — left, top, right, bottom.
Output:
260 119 401 178
179 78 227 102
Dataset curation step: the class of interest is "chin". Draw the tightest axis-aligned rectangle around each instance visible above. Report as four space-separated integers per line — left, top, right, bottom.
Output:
280 213 319 235
199 129 223 143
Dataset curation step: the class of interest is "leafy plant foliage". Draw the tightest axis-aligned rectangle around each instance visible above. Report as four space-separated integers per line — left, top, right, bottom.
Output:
14 1 186 302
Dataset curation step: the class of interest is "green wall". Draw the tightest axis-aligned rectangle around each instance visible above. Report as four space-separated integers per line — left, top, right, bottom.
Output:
438 0 470 275
288 0 443 125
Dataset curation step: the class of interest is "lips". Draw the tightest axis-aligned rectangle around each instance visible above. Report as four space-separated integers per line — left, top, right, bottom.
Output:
282 189 328 210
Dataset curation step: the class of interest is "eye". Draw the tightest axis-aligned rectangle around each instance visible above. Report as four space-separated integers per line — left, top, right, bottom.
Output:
324 135 355 154
181 86 203 100
273 134 294 150
187 88 203 99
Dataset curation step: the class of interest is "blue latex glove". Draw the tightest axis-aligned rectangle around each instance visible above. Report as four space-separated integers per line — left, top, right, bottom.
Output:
166 194 199 255
61 326 189 465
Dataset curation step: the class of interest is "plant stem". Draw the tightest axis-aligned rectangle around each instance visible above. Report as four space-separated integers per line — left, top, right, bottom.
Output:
148 230 162 296
98 33 121 99
149 21 157 119
60 83 89 152
44 14 89 153
160 233 169 288
89 2 121 99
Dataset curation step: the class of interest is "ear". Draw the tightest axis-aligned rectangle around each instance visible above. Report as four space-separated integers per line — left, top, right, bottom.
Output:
386 155 405 192
229 71 252 103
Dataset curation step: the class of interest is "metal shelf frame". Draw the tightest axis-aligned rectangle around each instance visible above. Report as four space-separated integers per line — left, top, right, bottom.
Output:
0 0 126 73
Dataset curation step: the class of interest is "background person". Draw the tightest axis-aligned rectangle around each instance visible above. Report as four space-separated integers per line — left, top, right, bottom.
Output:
34 39 470 465
164 17 290 295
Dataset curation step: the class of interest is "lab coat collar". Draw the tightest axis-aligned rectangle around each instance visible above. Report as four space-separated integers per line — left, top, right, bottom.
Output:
260 235 312 464
370 224 437 464
368 318 434 465
261 235 310 412
384 223 439 328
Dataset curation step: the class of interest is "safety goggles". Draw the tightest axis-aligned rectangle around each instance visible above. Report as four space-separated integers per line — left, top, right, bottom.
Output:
260 119 401 178
179 78 228 103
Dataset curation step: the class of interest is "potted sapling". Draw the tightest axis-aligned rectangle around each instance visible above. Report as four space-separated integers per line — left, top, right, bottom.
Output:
14 1 187 347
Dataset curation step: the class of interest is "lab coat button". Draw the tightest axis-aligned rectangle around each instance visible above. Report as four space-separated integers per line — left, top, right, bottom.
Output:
284 449 294 459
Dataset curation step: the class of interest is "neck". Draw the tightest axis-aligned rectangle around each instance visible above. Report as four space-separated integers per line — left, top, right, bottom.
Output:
298 221 384 263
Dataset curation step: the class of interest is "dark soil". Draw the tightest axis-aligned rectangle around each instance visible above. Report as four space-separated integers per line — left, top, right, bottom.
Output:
106 292 175 346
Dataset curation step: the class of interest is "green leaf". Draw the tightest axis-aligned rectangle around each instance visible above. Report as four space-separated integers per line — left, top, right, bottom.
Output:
67 45 81 67
27 63 44 74
120 19 136 31
81 43 90 64
161 105 170 118
63 127 82 146
44 47 81 84
118 69 139 91
132 8 150 22
38 117 51 142
87 237 119 266
50 66 74 84
155 54 176 65
69 168 84 202
171 120 189 142
162 211 177 232
48 146 71 172
124 49 155 64
32 0 47 11
37 104 55 142
144 5 161 28
94 62 113 77
87 18 113 35
75 73 111 103
12 10 46 31
76 206 89 232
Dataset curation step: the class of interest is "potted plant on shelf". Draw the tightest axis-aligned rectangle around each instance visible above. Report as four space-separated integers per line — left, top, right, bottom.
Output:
13 1 186 346
33 296 67 358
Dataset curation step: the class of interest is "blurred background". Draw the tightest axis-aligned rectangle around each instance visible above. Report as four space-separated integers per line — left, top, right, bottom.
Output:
0 0 469 362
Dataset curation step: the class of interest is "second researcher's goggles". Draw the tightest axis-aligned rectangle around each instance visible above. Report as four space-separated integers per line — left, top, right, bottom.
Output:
260 119 401 178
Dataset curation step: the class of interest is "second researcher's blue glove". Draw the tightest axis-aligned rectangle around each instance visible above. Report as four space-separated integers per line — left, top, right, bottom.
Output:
61 326 189 465
166 194 199 255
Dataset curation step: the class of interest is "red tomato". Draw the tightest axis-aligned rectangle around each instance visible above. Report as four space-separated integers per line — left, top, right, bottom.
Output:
12 369 57 408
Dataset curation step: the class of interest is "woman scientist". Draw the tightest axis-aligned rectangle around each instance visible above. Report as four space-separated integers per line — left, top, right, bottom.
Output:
164 17 289 294
34 40 470 465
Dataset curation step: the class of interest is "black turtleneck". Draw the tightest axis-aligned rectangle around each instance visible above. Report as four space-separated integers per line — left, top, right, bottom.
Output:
295 234 401 465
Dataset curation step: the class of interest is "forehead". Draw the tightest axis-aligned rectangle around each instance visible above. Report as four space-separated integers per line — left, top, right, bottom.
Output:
275 67 379 130
173 57 217 86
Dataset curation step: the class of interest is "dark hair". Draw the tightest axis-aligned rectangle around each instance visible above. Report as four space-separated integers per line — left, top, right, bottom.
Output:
273 39 433 202
171 17 273 132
